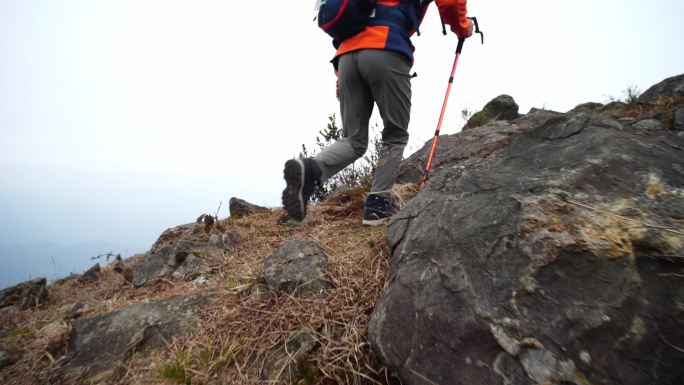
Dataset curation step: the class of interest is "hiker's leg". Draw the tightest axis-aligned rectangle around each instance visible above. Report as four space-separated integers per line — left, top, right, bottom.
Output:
314 51 374 182
358 50 412 197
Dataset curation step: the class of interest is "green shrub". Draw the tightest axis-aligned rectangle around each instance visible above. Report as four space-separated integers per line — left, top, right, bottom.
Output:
160 358 191 384
299 114 380 202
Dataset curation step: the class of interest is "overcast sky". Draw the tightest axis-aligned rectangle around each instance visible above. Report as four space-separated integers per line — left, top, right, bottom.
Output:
1 0 683 267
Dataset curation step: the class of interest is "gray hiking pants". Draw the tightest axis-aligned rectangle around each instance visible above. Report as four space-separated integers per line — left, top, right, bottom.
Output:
314 49 412 197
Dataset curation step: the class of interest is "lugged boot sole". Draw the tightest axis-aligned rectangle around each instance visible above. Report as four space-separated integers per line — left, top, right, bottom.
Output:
282 159 306 221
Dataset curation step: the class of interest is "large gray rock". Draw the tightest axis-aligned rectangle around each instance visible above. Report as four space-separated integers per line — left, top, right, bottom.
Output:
567 102 604 114
60 294 212 383
263 238 332 296
78 263 101 283
132 231 239 286
632 118 665 131
171 254 210 280
464 94 520 130
369 107 684 385
149 222 197 253
0 278 48 310
398 108 563 184
637 74 684 104
131 245 176 286
229 197 269 218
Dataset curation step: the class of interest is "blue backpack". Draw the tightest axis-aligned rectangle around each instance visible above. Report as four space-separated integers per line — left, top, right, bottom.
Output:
317 0 426 42
317 0 377 41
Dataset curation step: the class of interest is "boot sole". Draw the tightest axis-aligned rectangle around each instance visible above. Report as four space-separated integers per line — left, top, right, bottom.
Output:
282 159 306 221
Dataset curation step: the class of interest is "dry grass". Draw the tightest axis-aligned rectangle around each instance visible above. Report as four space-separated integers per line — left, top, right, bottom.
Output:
144 206 393 385
0 197 396 385
611 95 684 122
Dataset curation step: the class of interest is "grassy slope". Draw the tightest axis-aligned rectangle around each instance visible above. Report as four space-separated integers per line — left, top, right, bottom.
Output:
1 194 394 385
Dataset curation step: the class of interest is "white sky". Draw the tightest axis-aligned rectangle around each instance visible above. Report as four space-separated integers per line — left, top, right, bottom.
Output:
1 0 683 251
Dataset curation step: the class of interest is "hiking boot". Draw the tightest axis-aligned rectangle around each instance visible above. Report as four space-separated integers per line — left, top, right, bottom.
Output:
281 158 322 221
362 194 398 226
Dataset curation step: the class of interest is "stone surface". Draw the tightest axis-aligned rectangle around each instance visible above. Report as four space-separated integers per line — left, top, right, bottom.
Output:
132 230 239 286
464 94 519 129
131 245 175 287
171 254 210 280
149 222 196 254
0 278 48 310
637 73 684 103
78 263 101 283
58 301 100 320
370 94 684 385
229 197 269 218
601 100 627 112
397 109 563 185
263 238 332 296
60 294 212 383
633 118 665 131
246 277 271 303
261 328 318 383
674 106 684 130
39 320 71 354
567 102 604 114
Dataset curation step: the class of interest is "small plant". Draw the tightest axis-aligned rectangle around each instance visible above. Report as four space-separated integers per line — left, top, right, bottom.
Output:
464 108 491 129
605 83 641 105
293 354 319 384
299 114 381 202
7 326 31 337
160 358 191 384
460 105 473 127
622 83 641 105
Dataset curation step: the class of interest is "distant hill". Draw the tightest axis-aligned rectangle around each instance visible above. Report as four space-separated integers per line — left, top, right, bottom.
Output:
0 241 129 288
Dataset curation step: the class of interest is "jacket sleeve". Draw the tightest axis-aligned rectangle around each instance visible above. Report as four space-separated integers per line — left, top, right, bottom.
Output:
434 0 469 37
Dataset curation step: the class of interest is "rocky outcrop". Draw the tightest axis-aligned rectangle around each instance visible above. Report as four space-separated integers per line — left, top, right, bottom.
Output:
60 294 213 383
77 263 101 283
567 101 604 114
229 197 269 218
132 221 240 286
397 104 562 184
464 94 519 130
637 74 684 103
0 278 48 310
262 238 332 296
369 76 684 385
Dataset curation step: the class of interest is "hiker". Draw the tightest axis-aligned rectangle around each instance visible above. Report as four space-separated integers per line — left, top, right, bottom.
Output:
282 0 473 225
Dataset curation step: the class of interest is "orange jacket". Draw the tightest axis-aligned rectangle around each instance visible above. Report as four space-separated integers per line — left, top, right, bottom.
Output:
334 0 470 62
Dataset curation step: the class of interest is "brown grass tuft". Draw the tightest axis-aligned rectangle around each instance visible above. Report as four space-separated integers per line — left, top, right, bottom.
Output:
612 95 684 123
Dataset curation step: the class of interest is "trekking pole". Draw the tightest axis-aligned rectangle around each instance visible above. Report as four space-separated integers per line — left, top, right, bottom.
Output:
420 17 483 189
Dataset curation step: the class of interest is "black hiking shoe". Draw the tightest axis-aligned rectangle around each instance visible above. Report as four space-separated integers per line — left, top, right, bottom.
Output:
362 194 398 226
281 158 322 221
